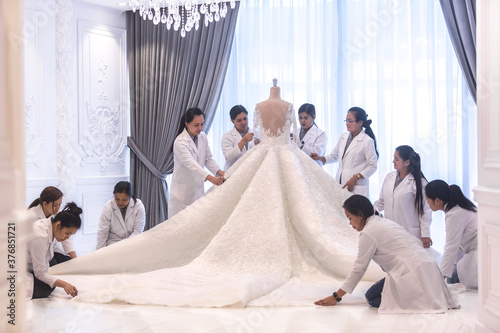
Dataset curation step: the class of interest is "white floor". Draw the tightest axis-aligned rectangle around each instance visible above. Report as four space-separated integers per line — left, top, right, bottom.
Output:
26 289 477 333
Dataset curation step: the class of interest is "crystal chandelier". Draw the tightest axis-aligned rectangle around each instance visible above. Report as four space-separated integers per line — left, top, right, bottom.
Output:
129 0 236 37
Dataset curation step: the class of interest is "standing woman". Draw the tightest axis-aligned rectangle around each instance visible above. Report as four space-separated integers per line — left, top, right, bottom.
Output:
373 145 433 247
28 186 76 260
311 107 378 196
169 107 225 218
297 103 327 167
96 181 146 249
315 195 459 313
425 180 478 289
27 202 82 299
221 105 259 170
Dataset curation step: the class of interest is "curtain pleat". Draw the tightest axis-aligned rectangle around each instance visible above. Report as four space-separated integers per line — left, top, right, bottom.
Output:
127 3 240 229
439 0 476 103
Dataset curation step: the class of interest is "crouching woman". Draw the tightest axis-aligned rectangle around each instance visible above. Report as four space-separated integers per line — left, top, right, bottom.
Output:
27 202 82 299
315 195 459 313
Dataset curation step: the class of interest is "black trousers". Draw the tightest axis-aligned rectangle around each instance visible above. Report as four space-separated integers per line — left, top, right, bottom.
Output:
365 278 385 308
32 253 72 299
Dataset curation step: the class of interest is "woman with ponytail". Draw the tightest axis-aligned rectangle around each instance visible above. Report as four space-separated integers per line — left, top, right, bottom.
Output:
28 186 77 260
168 107 225 218
312 106 378 196
27 202 82 299
221 105 259 170
425 180 478 289
297 103 327 167
373 145 433 248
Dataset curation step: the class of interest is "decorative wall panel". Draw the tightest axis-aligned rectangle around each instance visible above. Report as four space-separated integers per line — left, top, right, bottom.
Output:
77 20 127 172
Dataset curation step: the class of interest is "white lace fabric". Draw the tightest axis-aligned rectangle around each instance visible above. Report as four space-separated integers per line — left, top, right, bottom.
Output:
50 104 384 307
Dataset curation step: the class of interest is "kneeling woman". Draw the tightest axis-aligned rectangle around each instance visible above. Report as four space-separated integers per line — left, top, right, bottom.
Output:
315 195 459 313
27 202 82 299
425 180 478 289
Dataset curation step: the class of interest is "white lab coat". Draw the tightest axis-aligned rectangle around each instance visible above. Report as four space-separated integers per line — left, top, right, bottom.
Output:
221 127 257 170
340 215 458 313
96 198 146 249
298 125 327 167
26 218 58 300
440 205 478 289
29 205 75 256
373 171 432 239
324 131 377 196
168 129 221 218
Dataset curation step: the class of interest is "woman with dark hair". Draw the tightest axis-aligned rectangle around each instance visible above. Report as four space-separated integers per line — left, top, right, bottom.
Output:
425 180 478 289
168 107 224 217
297 103 327 167
96 181 146 249
311 106 378 196
27 202 82 299
221 105 259 170
373 145 433 248
315 195 459 313
28 186 76 260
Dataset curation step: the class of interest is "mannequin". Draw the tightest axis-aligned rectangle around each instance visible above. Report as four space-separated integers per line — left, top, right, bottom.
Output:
256 79 291 137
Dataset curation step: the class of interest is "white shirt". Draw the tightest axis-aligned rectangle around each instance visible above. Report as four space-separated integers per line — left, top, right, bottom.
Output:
27 218 57 288
96 198 146 249
340 215 459 313
221 127 256 170
324 130 377 196
298 125 327 167
373 171 432 238
440 205 478 289
169 129 221 218
29 205 75 255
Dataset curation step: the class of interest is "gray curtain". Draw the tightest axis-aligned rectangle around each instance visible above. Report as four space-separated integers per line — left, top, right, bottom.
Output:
439 0 476 103
126 3 240 230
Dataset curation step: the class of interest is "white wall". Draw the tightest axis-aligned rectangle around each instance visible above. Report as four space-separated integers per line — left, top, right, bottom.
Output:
24 0 128 255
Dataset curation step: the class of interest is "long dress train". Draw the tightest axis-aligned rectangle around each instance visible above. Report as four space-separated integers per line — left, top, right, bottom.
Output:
49 103 384 307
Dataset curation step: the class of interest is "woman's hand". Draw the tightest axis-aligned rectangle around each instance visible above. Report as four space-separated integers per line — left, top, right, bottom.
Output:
314 295 338 306
310 153 326 165
238 133 254 151
55 280 78 297
254 138 260 145
342 175 359 192
206 175 224 186
422 237 433 248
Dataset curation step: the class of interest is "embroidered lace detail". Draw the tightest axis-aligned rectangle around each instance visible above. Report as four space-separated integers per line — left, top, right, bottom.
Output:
254 103 298 145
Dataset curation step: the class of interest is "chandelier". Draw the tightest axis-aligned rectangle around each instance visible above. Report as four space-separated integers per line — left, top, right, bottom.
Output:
129 0 236 37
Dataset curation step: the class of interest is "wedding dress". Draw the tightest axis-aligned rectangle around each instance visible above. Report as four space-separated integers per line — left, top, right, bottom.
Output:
50 103 384 307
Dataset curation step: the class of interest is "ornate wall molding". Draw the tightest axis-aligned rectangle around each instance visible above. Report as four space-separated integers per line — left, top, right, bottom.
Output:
77 20 127 172
24 95 43 167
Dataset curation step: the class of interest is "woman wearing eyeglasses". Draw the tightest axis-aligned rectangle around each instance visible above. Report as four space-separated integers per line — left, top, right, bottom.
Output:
311 107 378 197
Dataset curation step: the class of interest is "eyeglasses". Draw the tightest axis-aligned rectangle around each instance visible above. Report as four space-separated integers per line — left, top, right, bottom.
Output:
344 119 357 124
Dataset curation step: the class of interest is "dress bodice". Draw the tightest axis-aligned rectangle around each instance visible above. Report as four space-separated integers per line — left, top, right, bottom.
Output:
254 103 298 145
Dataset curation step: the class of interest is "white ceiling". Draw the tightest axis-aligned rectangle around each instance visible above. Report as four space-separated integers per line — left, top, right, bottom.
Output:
76 0 130 12
77 0 232 12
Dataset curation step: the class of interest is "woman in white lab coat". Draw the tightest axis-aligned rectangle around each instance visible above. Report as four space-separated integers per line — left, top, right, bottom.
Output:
311 107 378 196
425 180 478 289
168 107 225 218
373 145 433 247
297 103 327 167
96 181 146 249
27 202 82 299
315 195 459 313
221 105 259 170
28 186 76 260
